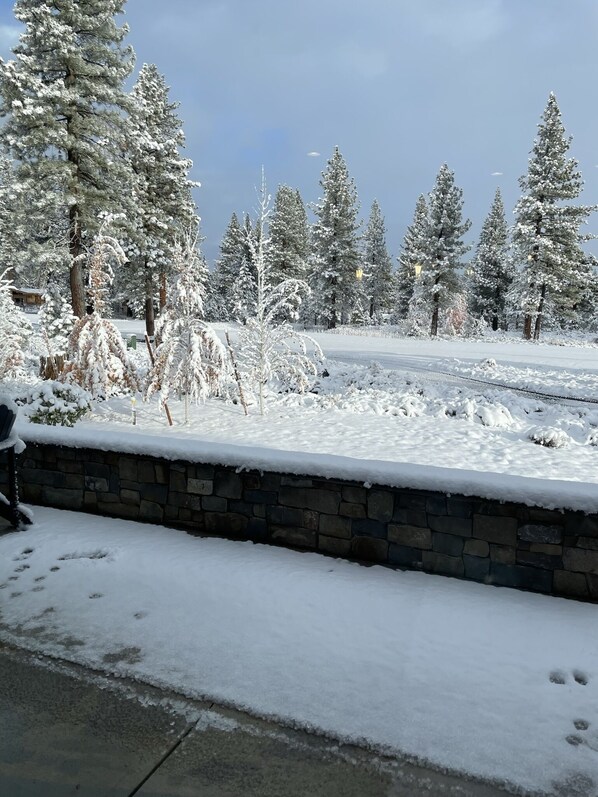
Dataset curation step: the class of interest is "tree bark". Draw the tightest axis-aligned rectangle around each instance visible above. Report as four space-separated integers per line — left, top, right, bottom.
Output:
159 271 167 310
68 201 86 318
523 315 532 339
430 299 439 337
145 268 155 338
533 283 546 341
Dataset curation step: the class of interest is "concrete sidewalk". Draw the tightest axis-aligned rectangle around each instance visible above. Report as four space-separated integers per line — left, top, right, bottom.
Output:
0 643 513 797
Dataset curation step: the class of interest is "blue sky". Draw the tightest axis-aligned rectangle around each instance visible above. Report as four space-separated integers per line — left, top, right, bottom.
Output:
2 0 598 265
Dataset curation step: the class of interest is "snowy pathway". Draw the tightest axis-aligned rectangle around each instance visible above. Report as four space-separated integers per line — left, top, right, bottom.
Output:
1 508 597 796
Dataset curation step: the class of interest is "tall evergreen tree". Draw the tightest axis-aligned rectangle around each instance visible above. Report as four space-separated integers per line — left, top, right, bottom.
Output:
396 194 428 320
209 213 245 320
0 0 135 317
362 199 393 321
267 185 310 286
311 147 361 328
470 188 512 330
126 63 198 336
420 164 471 336
512 93 595 340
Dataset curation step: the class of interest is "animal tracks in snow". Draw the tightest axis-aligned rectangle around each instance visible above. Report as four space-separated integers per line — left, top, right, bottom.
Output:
550 670 589 687
550 670 598 757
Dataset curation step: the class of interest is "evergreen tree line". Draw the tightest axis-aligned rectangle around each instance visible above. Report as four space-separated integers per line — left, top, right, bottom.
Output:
209 94 597 340
0 0 595 341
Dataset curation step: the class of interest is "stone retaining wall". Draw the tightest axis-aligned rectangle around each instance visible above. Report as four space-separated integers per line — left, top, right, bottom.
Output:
3 442 597 602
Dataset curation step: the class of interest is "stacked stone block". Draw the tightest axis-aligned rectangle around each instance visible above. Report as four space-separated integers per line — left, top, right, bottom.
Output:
2 443 596 602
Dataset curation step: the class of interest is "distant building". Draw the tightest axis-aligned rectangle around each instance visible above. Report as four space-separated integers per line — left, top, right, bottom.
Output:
11 287 44 311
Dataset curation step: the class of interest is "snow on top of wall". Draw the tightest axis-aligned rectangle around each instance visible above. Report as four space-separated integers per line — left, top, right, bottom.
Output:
17 421 598 514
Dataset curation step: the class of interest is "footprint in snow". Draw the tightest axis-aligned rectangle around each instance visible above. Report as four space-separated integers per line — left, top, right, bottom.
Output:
34 576 46 582
10 592 22 598
8 576 18 582
12 549 34 562
49 566 60 572
89 593 103 600
566 720 598 753
133 611 147 620
550 670 589 686
14 565 30 573
31 586 45 593
0 584 7 590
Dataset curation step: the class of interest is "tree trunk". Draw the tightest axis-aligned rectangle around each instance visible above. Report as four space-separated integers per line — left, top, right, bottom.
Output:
69 202 86 318
430 293 439 337
492 315 498 332
66 65 86 319
523 315 532 340
159 271 167 310
145 269 155 338
533 284 546 341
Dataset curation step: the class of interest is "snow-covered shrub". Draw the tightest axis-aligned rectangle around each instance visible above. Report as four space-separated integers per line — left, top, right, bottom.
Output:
23 381 92 427
146 227 228 422
64 221 140 399
479 358 497 370
528 427 571 448
237 172 323 414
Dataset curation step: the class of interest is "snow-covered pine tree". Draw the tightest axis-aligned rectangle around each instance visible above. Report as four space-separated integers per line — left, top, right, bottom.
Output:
0 153 19 280
237 173 322 415
39 281 76 363
396 194 428 321
267 185 310 287
0 0 135 316
232 257 258 323
512 93 595 340
362 200 393 322
0 269 32 379
421 165 471 336
208 213 245 320
469 188 512 330
126 63 198 336
146 227 225 423
311 147 361 328
65 221 139 399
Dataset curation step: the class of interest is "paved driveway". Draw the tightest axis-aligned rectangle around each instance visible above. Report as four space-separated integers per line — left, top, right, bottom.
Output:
0 644 511 797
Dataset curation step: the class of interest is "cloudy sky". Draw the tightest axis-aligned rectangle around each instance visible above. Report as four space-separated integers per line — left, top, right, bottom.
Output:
1 0 598 264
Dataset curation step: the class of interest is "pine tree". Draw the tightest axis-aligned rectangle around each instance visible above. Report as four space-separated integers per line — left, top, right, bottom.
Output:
237 173 321 415
421 164 471 336
396 194 428 320
0 269 32 379
65 221 139 399
209 213 245 320
362 200 393 321
39 282 76 357
512 93 595 340
126 63 198 337
311 147 361 328
470 189 512 330
0 0 135 317
267 185 310 287
146 228 226 423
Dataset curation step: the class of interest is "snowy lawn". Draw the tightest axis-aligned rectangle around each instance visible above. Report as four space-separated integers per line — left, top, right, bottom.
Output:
1 507 597 796
9 324 598 511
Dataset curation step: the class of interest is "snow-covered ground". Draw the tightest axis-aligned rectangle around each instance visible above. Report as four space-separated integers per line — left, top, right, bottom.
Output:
1 507 596 796
8 322 598 511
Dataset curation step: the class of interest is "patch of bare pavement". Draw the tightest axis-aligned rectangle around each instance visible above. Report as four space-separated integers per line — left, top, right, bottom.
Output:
0 643 523 797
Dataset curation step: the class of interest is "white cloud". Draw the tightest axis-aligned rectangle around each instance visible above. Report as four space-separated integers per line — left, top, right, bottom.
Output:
491 171 503 176
307 151 320 157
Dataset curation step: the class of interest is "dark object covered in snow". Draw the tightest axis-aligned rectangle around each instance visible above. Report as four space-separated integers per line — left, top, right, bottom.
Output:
0 404 31 529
